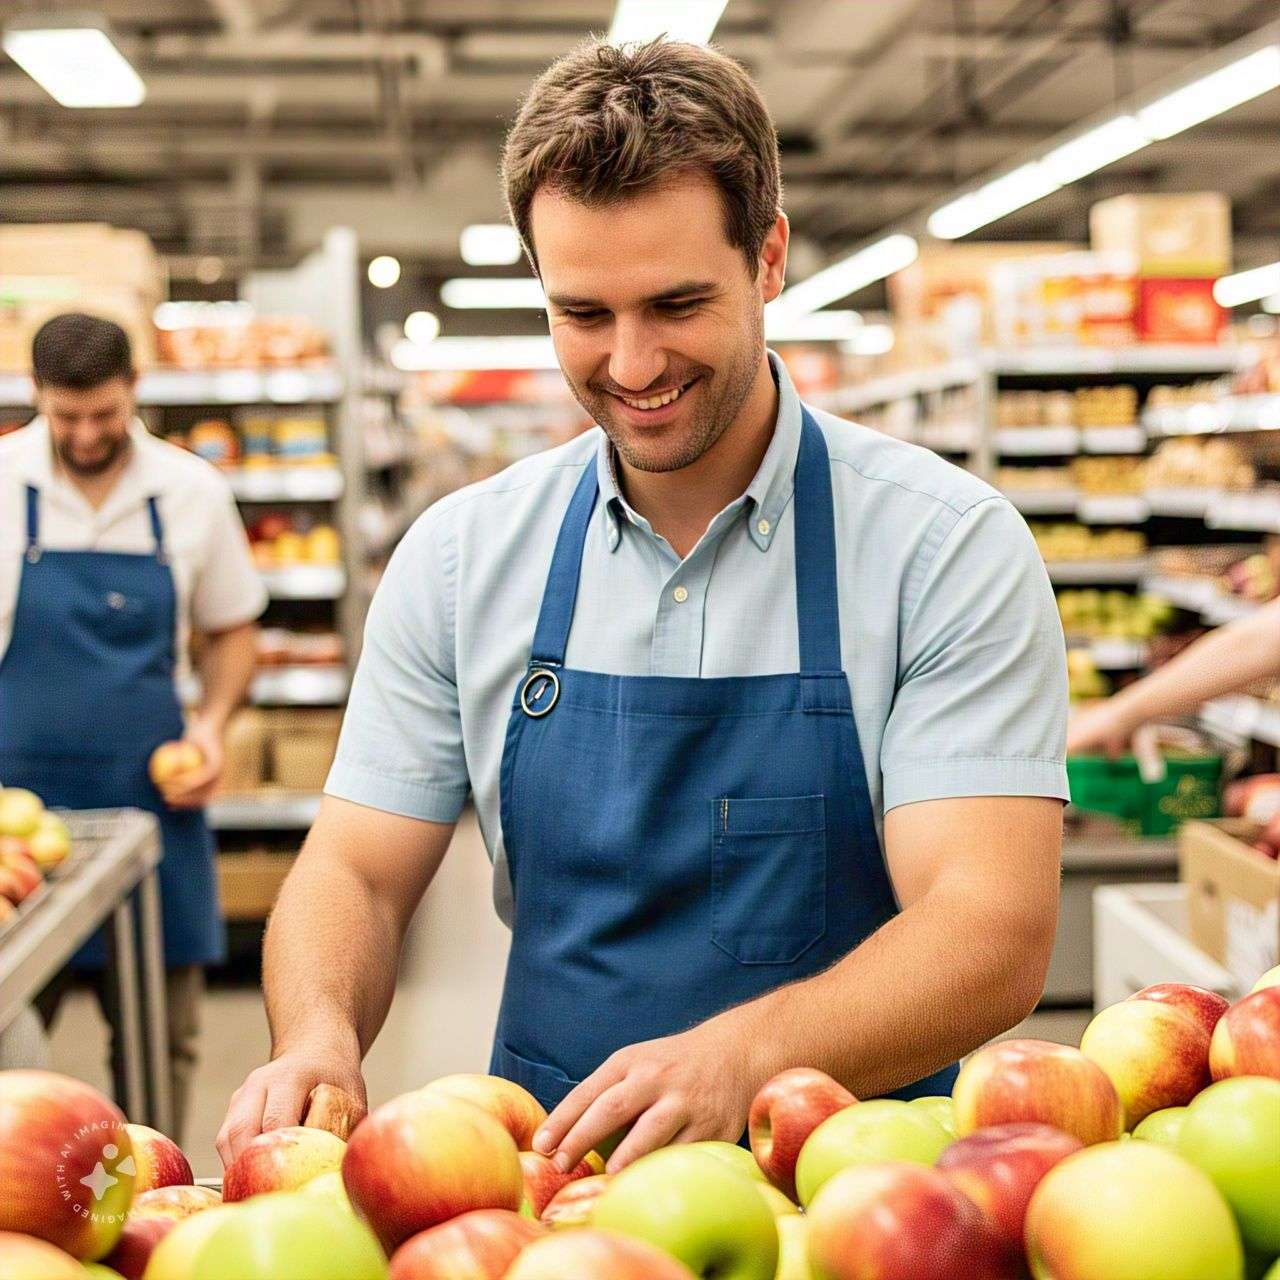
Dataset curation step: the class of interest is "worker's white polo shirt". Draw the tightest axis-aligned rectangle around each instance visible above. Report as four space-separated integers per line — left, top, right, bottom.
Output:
329 352 1070 924
0 417 267 674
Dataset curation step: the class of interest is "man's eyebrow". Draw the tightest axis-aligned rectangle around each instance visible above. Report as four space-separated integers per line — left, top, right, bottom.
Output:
546 280 718 308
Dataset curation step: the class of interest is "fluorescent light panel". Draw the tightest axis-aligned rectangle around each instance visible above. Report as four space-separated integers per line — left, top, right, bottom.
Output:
3 21 145 108
773 235 919 316
1263 294 1280 315
1040 115 1149 184
460 224 522 266
1214 261 1280 308
608 0 729 46
1138 45 1280 140
765 309 863 341
441 278 547 309
841 324 895 357
391 336 559 371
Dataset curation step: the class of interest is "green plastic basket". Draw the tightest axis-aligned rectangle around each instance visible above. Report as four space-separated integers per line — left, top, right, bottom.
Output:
1067 754 1222 836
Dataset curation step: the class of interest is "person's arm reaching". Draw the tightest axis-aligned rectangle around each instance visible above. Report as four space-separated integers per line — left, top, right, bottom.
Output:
1067 597 1280 755
216 797 453 1165
162 621 257 809
533 793 1060 1172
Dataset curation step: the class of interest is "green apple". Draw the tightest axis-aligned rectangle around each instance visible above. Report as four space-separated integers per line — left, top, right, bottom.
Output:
191 1194 387 1280
298 1169 353 1214
793 1099 951 1206
1132 1106 1189 1147
686 1140 768 1182
774 1213 812 1280
907 1095 957 1139
1261 1259 1280 1280
591 1146 778 1280
84 1268 127 1279
1179 1077 1280 1255
756 1183 800 1219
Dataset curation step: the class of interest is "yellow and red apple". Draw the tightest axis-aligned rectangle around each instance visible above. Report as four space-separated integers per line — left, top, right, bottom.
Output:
502 1228 698 1280
222 1126 346 1202
418 1075 546 1151
124 1126 193 1193
387 1208 544 1279
1129 983 1229 1039
517 1150 596 1217
102 1217 175 1280
0 1232 87 1279
128 1187 220 1223
1210 988 1280 1081
539 1173 611 1228
748 1068 856 1201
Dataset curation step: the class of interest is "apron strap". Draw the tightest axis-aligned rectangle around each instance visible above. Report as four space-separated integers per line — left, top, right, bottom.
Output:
24 485 43 563
528 460 599 667
793 409 843 676
146 495 168 562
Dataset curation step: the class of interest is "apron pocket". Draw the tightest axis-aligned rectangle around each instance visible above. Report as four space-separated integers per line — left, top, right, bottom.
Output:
491 1039 582 1114
711 794 827 965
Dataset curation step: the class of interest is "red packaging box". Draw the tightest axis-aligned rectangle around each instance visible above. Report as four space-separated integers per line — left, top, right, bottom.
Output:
1137 278 1226 344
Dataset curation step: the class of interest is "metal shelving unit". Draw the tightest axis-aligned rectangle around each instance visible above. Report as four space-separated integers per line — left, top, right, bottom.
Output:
0 809 170 1132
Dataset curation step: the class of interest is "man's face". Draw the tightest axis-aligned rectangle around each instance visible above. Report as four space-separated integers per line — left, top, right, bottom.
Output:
38 377 136 477
531 173 787 474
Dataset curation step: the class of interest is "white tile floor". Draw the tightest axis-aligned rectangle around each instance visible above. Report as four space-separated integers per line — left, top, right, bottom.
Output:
47 811 1090 1179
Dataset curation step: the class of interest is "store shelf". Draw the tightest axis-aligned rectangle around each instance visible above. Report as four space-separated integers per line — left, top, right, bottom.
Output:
1076 495 1150 525
1074 639 1150 670
917 423 977 452
226 467 343 502
815 359 982 414
1046 557 1150 584
1080 426 1146 454
258 564 347 599
1201 695 1280 746
988 346 1244 377
1144 393 1280 437
0 367 344 408
1141 574 1262 624
1004 488 1080 515
1145 487 1217 518
207 792 322 831
251 665 348 705
996 427 1080 456
1205 492 1280 534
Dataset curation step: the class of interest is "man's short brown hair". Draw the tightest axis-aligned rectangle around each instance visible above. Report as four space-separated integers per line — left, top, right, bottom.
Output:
502 38 782 273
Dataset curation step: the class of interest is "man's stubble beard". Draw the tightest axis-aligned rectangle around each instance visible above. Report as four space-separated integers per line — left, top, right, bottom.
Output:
54 432 130 478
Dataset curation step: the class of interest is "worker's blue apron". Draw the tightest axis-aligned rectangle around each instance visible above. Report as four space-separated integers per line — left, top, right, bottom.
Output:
0 486 225 968
490 409 958 1115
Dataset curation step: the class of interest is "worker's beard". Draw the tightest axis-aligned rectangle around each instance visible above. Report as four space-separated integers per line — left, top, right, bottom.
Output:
54 432 130 477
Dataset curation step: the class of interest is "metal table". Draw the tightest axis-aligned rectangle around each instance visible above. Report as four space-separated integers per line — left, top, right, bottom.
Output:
0 808 172 1134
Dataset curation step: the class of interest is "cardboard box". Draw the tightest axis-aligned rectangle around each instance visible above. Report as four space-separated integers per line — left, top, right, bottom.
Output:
268 709 342 791
993 252 1138 347
217 850 297 921
0 224 166 303
218 709 270 795
1090 194 1232 278
1179 819 1280 991
1137 278 1227 344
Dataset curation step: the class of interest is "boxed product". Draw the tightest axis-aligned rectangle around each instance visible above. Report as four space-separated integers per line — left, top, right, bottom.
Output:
0 223 166 303
1090 194 1231 278
217 708 270 795
217 850 297 921
993 253 1138 347
1136 278 1227 344
268 709 343 791
1179 820 1280 988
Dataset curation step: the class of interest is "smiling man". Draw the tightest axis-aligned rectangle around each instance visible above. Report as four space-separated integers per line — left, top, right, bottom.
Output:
219 38 1068 1174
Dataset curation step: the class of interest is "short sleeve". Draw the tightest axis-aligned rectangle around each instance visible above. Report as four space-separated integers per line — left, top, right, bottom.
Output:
190 486 268 632
881 497 1070 812
324 505 470 823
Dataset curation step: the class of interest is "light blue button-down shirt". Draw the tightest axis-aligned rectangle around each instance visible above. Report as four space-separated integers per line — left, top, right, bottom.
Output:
328 353 1069 923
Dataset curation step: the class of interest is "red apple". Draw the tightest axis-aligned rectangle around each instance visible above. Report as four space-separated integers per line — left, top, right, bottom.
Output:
127 1185 220 1222
0 1070 135 1260
1080 999 1211 1127
806 1161 1016 1280
0 1232 86 1278
0 848 43 897
0 862 36 905
502 1228 698 1280
388 1208 545 1279
518 1150 596 1217
147 741 204 789
419 1074 547 1151
342 1089 523 1252
222 1125 346 1202
539 1173 612 1228
936 1122 1083 1261
952 1039 1123 1146
749 1068 857 1201
123 1124 192 1193
1210 987 1280 1081
1130 983 1230 1040
101 1216 174 1280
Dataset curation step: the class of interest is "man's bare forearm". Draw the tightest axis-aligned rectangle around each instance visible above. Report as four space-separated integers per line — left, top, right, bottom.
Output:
194 622 257 732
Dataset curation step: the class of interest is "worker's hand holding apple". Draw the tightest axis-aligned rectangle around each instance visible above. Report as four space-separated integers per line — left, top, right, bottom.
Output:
148 717 223 809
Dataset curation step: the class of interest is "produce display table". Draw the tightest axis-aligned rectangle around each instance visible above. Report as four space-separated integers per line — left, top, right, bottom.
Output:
0 808 171 1133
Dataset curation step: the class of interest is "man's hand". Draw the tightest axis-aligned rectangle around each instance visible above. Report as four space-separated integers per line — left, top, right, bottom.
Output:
531 1015 766 1175
157 717 224 810
216 1028 367 1168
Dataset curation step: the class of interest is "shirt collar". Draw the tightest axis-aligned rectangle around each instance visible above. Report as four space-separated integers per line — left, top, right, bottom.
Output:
14 416 160 514
594 349 802 554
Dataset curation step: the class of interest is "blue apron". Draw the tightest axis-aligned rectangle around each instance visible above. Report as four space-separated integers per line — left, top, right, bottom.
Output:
490 409 958 1114
0 485 225 969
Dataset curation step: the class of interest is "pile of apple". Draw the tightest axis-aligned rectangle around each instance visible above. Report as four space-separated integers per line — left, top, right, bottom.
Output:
2 971 1279 1280
0 787 73 929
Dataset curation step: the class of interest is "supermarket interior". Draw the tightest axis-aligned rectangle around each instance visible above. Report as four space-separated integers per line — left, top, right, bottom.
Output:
2 2 1280 1277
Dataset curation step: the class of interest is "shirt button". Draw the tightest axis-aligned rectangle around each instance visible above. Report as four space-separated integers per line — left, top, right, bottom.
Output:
757 518 771 536
673 585 689 603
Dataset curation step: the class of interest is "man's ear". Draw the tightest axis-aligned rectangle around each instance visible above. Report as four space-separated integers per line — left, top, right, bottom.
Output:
759 211 789 303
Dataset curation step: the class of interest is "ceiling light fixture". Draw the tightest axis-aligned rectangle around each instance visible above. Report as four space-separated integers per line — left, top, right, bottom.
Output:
1137 44 1280 140
368 256 401 288
460 224 522 266
2 13 145 108
440 278 547 309
840 324 895 357
1263 294 1280 315
772 235 919 316
608 0 729 46
404 310 440 344
1214 260 1280 308
391 336 559 371
765 309 863 341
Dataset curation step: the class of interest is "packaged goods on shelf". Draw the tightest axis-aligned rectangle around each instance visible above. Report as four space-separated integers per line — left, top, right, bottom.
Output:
157 316 330 369
1145 437 1255 490
1089 193 1232 278
1066 649 1110 700
1075 385 1139 427
997 390 1078 428
1032 524 1146 560
1151 542 1279 609
187 419 239 467
247 513 341 568
993 252 1139 347
1072 456 1145 495
1136 279 1226 344
995 466 1073 491
1058 590 1175 641
256 628 344 667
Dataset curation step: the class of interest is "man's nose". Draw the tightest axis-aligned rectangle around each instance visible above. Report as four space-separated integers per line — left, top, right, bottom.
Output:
608 317 667 393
